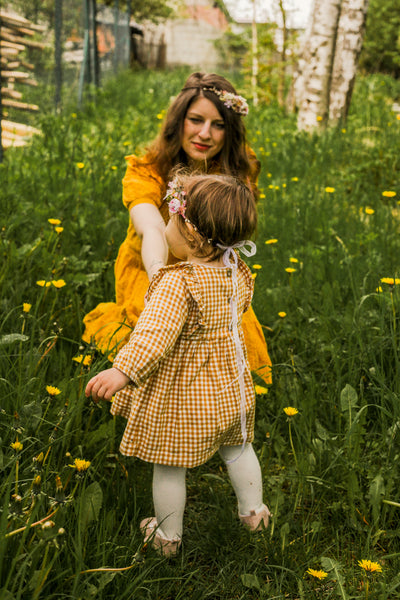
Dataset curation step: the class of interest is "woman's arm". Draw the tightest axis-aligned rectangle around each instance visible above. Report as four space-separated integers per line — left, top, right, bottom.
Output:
130 203 168 280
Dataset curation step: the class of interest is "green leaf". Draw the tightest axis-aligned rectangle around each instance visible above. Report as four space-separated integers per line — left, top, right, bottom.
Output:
241 573 262 591
368 473 385 522
340 384 358 413
79 481 103 531
320 557 348 600
0 334 29 346
21 402 42 431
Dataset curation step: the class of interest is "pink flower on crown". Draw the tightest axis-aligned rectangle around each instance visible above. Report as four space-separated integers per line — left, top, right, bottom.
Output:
165 179 187 216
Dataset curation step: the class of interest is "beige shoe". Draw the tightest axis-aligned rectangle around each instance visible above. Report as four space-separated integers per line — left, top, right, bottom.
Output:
140 517 181 557
239 504 271 531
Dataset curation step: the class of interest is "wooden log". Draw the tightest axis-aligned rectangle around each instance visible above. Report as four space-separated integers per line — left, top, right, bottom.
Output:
0 10 46 32
1 31 46 50
6 62 21 70
1 71 30 80
1 48 19 58
1 87 23 99
2 137 28 148
1 98 39 111
18 78 38 87
20 60 35 70
2 119 41 136
1 40 25 52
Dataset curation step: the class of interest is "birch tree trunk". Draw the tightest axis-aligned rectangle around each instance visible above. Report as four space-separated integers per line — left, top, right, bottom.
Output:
329 0 369 125
296 0 368 131
296 0 342 131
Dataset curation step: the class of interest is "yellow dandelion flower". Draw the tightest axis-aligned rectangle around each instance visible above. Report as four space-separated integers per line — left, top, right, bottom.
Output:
48 218 61 226
265 238 278 245
306 568 328 580
291 177 299 182
52 279 66 288
381 277 400 285
316 115 323 122
23 303 32 313
376 286 383 293
46 385 61 396
71 113 77 118
325 187 335 193
123 141 130 146
283 183 287 188
72 354 92 366
278 311 287 318
382 190 396 198
36 280 51 287
285 267 296 273
274 186 280 190
268 184 275 189
341 128 347 133
289 257 298 263
397 114 400 121
76 162 85 169
69 458 91 472
267 173 272 178
365 207 375 215
259 193 266 199
252 264 262 270
358 559 382 573
251 273 257 280
111 165 118 170
284 407 299 417
255 385 269 395
55 226 64 234
156 113 163 120
11 440 23 452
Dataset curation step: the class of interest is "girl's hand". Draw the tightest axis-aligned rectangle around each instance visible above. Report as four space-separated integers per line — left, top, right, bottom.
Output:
85 367 130 402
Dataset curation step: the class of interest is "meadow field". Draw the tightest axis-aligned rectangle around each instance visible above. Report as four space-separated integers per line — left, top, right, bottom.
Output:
1 68 400 599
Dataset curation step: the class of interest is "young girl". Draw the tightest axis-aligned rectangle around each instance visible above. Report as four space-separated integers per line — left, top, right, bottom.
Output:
85 172 270 556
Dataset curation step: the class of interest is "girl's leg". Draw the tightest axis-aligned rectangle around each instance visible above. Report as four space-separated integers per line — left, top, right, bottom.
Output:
152 463 186 540
219 443 263 516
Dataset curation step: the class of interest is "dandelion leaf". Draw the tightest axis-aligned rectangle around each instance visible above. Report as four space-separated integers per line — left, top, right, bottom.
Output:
0 333 29 346
320 557 347 599
368 472 385 523
340 384 358 412
241 573 262 591
21 402 42 431
79 481 103 531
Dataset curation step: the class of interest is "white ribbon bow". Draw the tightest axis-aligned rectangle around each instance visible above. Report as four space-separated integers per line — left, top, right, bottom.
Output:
216 240 256 463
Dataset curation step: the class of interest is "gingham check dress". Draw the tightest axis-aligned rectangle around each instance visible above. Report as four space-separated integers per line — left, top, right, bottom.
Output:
110 260 256 468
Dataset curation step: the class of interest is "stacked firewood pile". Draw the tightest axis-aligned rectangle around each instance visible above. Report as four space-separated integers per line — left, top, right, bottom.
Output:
1 9 46 148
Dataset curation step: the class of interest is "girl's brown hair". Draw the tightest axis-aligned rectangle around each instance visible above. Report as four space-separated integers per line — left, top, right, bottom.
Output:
146 72 260 188
172 172 258 262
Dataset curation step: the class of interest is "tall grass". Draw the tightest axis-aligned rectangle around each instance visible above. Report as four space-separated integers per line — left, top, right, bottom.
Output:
1 68 400 599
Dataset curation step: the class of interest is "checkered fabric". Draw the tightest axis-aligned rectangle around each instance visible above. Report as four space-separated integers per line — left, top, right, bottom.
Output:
111 259 257 468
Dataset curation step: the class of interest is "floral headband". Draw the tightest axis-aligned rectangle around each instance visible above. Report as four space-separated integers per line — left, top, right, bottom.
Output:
165 179 187 218
182 86 249 116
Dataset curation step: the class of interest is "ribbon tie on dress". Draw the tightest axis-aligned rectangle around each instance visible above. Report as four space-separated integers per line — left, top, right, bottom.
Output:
216 240 256 463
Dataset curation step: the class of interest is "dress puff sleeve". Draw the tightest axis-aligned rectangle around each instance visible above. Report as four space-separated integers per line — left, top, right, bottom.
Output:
122 154 165 212
112 268 189 386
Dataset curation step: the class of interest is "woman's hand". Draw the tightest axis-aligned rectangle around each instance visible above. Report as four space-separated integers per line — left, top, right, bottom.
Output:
85 367 130 402
130 203 168 279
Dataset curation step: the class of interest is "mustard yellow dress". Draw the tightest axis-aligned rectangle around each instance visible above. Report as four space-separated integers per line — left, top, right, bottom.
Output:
82 154 272 384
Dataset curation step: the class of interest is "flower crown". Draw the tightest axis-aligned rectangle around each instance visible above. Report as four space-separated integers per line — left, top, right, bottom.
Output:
204 87 249 116
165 179 187 217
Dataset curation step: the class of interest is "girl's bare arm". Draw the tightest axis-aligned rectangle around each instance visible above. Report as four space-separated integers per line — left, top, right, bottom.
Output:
130 204 168 280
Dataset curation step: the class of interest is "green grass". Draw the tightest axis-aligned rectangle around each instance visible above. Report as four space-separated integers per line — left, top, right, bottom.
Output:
1 68 400 599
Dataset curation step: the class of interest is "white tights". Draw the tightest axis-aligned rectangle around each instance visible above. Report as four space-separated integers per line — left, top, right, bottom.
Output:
152 443 264 540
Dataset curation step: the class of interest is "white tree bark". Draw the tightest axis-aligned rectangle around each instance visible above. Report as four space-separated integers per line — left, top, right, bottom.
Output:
328 0 369 124
295 0 369 131
296 0 342 131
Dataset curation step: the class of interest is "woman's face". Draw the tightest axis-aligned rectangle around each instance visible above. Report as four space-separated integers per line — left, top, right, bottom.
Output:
181 96 225 164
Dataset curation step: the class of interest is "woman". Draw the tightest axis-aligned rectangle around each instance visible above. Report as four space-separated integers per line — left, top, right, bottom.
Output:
82 72 271 383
